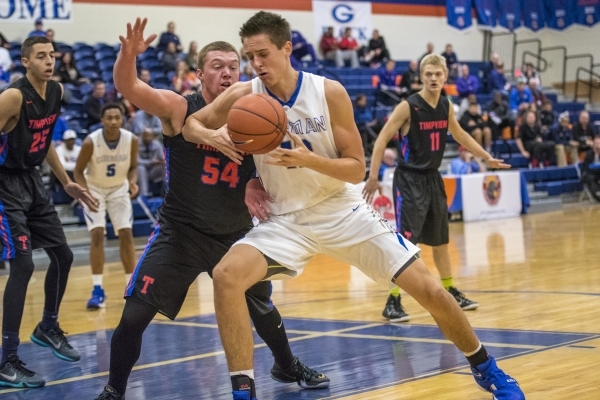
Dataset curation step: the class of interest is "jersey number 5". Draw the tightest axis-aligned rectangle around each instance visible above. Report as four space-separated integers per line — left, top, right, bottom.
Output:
430 131 440 152
106 164 116 177
201 157 239 188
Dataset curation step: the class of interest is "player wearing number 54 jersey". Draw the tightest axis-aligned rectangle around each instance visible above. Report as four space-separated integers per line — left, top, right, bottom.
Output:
74 103 139 311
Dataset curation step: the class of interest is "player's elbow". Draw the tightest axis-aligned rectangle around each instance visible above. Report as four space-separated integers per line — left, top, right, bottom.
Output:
348 161 366 184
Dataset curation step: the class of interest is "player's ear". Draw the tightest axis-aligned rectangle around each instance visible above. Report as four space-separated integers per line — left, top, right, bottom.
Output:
283 41 292 56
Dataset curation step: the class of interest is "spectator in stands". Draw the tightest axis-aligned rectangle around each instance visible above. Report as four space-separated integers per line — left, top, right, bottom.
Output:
55 130 81 179
450 145 486 175
517 110 556 167
0 45 12 85
338 27 360 68
509 77 533 118
522 62 540 85
363 29 389 68
379 148 398 179
549 111 577 167
45 29 61 59
354 93 384 156
442 44 458 81
137 129 165 197
529 77 546 107
490 62 509 95
172 60 199 95
84 81 107 128
481 52 499 94
157 21 183 53
28 18 46 37
572 110 596 153
377 59 401 107
460 102 492 151
184 41 198 71
419 42 434 65
486 91 515 140
457 93 480 120
320 27 340 63
240 64 256 82
51 115 69 143
291 30 319 68
580 135 600 201
0 32 10 49
54 52 89 86
539 100 556 132
132 109 162 136
139 68 151 85
400 60 422 98
161 42 179 73
456 64 479 99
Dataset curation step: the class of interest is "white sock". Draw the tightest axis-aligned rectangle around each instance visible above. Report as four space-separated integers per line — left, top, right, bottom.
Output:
92 274 103 287
125 273 132 285
463 342 482 357
230 370 254 380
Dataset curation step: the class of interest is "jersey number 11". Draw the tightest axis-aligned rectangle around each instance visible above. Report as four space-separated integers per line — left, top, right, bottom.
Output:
430 132 440 152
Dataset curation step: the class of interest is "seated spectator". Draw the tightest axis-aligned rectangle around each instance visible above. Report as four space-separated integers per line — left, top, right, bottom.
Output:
549 111 578 166
319 26 358 68
580 135 600 201
460 102 492 150
157 21 183 53
419 42 434 65
84 81 107 128
45 29 61 59
490 62 509 95
137 130 165 197
457 93 480 120
139 68 151 86
0 32 10 49
516 110 556 167
55 130 81 180
539 100 555 132
28 18 46 37
240 64 256 82
0 46 12 85
172 60 199 95
54 52 89 86
442 43 458 82
572 110 596 153
363 29 389 68
161 42 179 73
509 77 533 118
450 145 486 175
354 94 384 156
485 91 515 140
378 148 398 180
291 30 319 68
51 115 69 143
456 64 479 99
132 109 162 136
377 59 402 107
522 62 540 85
400 60 422 98
481 52 499 93
184 41 199 71
529 77 546 107
339 27 360 68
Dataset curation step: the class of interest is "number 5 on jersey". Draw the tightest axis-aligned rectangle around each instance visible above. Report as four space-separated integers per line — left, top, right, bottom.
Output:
106 164 116 177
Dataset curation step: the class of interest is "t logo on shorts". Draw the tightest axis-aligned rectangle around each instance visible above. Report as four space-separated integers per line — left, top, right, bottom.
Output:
404 231 412 240
18 236 28 250
141 275 155 294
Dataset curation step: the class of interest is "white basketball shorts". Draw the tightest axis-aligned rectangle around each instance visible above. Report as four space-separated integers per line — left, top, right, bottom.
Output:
234 185 421 287
82 181 133 234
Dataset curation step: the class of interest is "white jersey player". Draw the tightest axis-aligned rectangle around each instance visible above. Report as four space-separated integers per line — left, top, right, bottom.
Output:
74 103 139 310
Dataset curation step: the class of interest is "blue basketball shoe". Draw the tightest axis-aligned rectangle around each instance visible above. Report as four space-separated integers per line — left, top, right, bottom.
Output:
87 286 106 310
472 356 525 399
232 391 257 400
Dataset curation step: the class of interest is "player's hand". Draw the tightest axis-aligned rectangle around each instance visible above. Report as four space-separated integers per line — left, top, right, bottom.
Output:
485 157 510 169
129 181 139 198
264 132 312 168
362 177 382 204
119 18 157 58
207 125 244 165
245 178 273 222
65 182 99 212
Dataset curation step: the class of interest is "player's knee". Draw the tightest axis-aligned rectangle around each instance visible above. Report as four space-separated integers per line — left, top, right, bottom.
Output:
416 280 449 309
11 255 36 279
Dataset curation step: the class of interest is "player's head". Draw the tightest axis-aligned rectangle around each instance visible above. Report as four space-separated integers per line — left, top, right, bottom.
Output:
239 11 293 87
420 54 447 92
197 41 240 103
100 103 124 133
21 36 55 81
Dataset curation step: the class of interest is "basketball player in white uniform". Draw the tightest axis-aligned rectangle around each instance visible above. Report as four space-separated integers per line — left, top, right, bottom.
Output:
74 103 139 310
183 12 524 400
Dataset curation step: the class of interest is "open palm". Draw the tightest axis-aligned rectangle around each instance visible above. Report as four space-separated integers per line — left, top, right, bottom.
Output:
119 17 157 58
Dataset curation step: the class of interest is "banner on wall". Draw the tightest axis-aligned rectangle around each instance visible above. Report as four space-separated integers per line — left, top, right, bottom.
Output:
461 171 522 222
446 0 473 30
312 0 372 44
497 0 522 31
522 0 546 31
544 0 575 30
575 0 600 27
0 0 72 23
474 0 497 29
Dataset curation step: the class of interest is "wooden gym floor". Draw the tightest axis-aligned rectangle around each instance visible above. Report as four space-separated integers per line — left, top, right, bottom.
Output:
0 204 599 399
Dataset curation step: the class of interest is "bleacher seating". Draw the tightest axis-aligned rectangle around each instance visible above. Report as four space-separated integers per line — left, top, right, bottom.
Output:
521 165 582 196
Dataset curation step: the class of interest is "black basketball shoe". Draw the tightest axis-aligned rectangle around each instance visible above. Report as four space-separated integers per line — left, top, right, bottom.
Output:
270 357 330 389
94 385 124 399
448 287 479 310
382 294 410 322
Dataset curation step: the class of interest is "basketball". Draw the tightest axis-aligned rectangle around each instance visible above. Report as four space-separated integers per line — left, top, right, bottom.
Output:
227 93 288 154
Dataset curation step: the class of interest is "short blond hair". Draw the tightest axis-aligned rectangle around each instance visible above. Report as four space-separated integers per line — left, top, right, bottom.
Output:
420 54 448 74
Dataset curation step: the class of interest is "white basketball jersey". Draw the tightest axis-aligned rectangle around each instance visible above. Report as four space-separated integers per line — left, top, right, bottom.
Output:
251 72 345 215
85 128 133 188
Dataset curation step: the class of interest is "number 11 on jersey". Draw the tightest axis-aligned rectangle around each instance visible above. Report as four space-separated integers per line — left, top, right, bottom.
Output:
430 131 440 151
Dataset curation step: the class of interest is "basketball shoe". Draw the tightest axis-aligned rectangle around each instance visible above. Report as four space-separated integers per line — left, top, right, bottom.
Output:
232 391 257 400
94 385 124 399
0 355 45 388
270 357 330 389
472 356 525 399
30 323 80 362
87 286 106 310
447 287 479 310
382 294 410 322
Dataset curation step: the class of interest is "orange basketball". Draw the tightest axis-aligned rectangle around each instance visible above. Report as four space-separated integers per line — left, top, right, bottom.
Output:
227 93 287 154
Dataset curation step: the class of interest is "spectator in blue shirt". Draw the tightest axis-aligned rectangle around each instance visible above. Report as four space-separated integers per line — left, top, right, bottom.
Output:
378 148 398 180
490 62 509 94
549 111 578 166
442 44 458 82
450 146 486 175
377 59 401 107
456 64 479 99
509 77 533 118
51 116 69 143
157 22 183 53
28 19 46 37
354 93 383 156
290 30 319 68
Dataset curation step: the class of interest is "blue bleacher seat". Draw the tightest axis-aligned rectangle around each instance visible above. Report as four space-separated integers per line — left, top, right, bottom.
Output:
9 48 21 60
95 49 116 61
101 71 114 83
98 60 115 72
151 76 170 87
167 70 177 81
74 51 95 62
152 82 171 90
141 59 159 70
93 43 111 51
66 119 83 133
9 42 21 50
73 43 93 52
149 65 164 74
65 101 84 114
58 44 73 54
80 70 99 81
78 59 98 70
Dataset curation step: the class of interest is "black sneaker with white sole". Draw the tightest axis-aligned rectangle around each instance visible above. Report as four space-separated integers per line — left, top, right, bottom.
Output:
30 323 81 362
270 357 330 389
94 385 125 399
447 287 479 310
0 355 45 388
382 294 410 322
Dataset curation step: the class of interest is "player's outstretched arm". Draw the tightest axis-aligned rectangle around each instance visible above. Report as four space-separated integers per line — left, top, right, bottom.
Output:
182 82 250 164
266 80 365 184
448 101 509 169
363 101 409 203
115 18 186 135
0 89 22 133
128 137 139 198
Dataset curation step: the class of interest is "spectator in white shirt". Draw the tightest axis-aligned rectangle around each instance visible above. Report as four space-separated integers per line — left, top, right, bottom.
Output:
55 130 81 177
